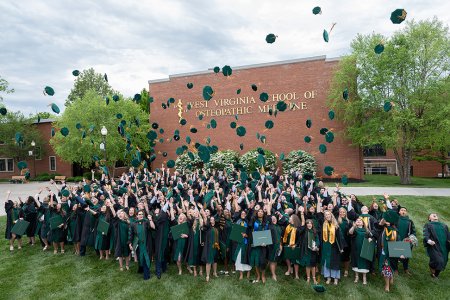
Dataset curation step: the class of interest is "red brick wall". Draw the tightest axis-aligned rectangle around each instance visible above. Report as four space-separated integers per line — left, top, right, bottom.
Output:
0 122 73 179
148 57 364 180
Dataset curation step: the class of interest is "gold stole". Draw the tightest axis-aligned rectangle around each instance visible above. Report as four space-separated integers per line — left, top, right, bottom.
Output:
282 224 297 246
322 222 335 244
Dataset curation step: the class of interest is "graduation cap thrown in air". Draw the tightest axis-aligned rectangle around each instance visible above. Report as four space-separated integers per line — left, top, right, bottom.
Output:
265 33 277 44
390 9 407 24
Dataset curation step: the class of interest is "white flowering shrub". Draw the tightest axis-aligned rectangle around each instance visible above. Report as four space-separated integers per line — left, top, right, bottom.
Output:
175 152 203 173
205 150 239 173
239 149 276 172
282 150 317 175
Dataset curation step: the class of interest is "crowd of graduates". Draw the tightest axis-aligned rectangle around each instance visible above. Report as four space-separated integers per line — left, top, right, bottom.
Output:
4 167 450 292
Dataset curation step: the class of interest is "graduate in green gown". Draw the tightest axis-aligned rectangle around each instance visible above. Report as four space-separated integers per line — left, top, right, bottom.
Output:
48 194 66 254
298 215 320 284
233 210 251 280
349 217 371 285
5 191 23 251
249 208 269 283
267 215 282 281
185 206 204 277
112 208 131 271
173 213 189 275
423 213 450 278
95 202 113 260
201 216 220 281
282 213 301 279
397 206 416 274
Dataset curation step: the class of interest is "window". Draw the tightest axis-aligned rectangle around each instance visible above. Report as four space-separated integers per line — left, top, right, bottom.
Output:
0 158 14 172
49 156 56 171
35 146 42 160
363 144 386 157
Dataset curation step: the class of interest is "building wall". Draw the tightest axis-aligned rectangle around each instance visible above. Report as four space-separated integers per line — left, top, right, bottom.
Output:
148 56 364 179
0 121 73 179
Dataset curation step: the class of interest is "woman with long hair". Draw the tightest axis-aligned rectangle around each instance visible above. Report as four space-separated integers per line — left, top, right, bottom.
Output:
267 215 282 281
48 194 66 254
249 208 269 283
201 216 220 282
185 206 204 277
349 217 371 285
282 214 301 279
338 207 351 277
95 201 113 260
173 213 189 275
5 191 23 251
112 208 131 271
233 210 252 280
299 214 320 284
320 210 344 285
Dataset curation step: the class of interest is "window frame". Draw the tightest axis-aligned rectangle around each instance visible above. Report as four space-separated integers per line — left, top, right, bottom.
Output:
49 156 56 171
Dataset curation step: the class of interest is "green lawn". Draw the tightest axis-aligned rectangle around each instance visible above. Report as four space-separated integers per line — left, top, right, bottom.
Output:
1 196 449 300
346 175 450 188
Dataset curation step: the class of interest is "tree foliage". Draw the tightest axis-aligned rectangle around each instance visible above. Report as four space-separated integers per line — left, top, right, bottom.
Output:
0 75 14 102
65 68 116 106
0 111 45 170
329 18 450 184
51 90 151 169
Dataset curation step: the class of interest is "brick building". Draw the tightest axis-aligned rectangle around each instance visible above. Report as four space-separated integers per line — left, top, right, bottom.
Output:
148 56 365 179
0 119 73 179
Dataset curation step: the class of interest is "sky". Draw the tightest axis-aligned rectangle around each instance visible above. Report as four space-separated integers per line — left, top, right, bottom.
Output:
0 0 448 116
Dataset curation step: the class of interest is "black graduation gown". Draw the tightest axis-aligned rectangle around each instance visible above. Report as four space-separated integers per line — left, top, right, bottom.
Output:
22 203 38 238
129 220 154 268
201 223 218 264
423 222 450 271
185 218 202 266
5 200 16 239
80 209 97 247
154 211 169 262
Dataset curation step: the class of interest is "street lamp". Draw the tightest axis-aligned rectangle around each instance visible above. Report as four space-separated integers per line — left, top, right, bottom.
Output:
100 126 108 177
30 140 36 178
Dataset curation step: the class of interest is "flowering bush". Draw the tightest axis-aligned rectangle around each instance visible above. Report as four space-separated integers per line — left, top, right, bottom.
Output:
175 152 203 173
205 150 239 174
282 150 317 175
239 149 276 172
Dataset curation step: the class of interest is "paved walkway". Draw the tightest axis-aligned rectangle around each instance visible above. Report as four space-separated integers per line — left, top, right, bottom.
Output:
0 182 449 216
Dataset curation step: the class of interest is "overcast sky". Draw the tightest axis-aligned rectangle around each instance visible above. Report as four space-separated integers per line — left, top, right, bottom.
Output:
0 0 448 115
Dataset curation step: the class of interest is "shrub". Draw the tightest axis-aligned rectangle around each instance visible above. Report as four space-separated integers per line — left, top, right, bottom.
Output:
282 150 317 175
82 172 101 180
239 149 276 172
205 150 239 174
66 176 84 182
31 173 63 181
175 152 204 173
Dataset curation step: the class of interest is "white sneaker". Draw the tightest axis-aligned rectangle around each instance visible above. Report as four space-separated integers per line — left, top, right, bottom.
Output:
10 245 14 251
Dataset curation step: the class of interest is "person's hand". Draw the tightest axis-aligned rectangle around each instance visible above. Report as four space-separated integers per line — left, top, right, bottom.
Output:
291 245 295 249
129 244 133 250
368 238 373 243
340 249 344 253
299 206 304 213
261 243 266 247
400 255 405 259
181 234 188 238
427 239 436 246
58 224 64 228
7 190 11 194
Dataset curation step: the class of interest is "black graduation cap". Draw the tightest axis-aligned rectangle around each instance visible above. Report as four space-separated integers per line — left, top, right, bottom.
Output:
72 70 80 76
187 83 193 89
251 84 258 91
236 126 246 137
203 86 214 101
104 73 108 82
374 43 385 54
222 65 232 77
265 33 277 44
324 166 334 176
260 92 269 102
312 6 322 15
390 9 407 24
0 107 7 115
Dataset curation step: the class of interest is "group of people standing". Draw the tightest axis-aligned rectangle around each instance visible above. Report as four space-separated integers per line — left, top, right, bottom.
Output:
4 167 450 292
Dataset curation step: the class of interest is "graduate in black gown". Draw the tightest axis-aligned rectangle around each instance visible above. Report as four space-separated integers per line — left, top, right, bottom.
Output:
201 216 220 282
129 209 155 280
5 191 23 251
423 213 450 278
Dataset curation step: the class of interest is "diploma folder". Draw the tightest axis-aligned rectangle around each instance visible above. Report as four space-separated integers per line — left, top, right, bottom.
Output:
230 224 247 242
171 222 189 240
388 241 412 258
11 220 30 236
283 246 301 260
97 219 110 235
360 238 376 261
50 215 64 230
252 230 273 247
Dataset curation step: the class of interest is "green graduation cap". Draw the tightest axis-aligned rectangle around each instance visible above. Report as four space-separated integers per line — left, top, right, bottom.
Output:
252 171 261 180
168 97 175 104
83 185 91 193
116 113 123 119
186 136 191 144
152 122 159 129
237 88 241 95
306 119 312 128
105 97 110 105
312 6 322 15
187 151 194 160
213 66 220 73
176 147 184 155
325 131 334 143
51 128 55 137
198 145 211 163
146 130 157 140
230 121 237 129
328 110 335 120
341 175 349 185
236 126 246 137
265 33 277 44
187 82 193 89
319 144 327 154
61 189 70 197
276 101 287 112
259 92 269 102
203 86 214 101
383 210 400 225
17 161 27 170
324 166 334 176
133 94 141 103
251 84 258 91
131 158 141 168
162 103 167 109
390 9 407 24
222 65 232 77
279 152 285 161
180 119 187 126
72 70 80 76
265 120 274 129
313 285 326 293
343 88 349 100
167 160 175 168
15 132 23 144
384 102 392 112
375 43 385 54
210 119 217 129
113 95 119 102
104 73 108 82
44 86 55 96
320 128 328 135
60 127 69 137
323 30 329 43
0 107 7 115
257 154 266 167
76 123 82 130
190 127 197 133
51 103 60 114
239 143 244 150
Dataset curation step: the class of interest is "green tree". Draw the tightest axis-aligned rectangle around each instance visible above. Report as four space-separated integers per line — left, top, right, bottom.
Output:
51 90 151 175
65 68 116 106
139 88 151 114
0 111 45 173
0 75 14 102
329 18 450 184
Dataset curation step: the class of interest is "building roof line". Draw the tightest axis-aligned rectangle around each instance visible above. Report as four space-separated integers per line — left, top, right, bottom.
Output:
148 55 341 84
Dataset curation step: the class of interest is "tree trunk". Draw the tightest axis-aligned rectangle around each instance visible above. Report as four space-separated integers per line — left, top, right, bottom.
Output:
393 148 412 185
